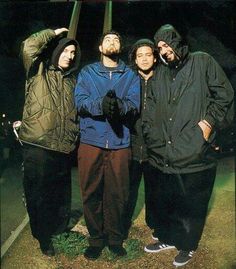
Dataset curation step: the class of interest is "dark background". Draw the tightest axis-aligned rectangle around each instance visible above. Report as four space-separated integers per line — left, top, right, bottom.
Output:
0 0 235 154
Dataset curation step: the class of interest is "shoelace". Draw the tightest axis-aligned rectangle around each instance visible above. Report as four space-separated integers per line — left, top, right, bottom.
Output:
188 251 194 257
179 250 194 257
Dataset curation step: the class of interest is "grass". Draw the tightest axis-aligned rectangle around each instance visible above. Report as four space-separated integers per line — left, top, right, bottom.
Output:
52 231 87 258
52 230 143 262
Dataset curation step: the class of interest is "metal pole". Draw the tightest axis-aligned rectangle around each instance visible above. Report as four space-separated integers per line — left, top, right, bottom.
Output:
103 1 112 33
67 1 82 39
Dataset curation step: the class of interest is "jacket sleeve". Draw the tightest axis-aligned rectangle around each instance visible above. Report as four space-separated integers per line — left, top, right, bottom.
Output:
204 55 234 129
21 29 56 77
74 69 104 116
119 72 140 116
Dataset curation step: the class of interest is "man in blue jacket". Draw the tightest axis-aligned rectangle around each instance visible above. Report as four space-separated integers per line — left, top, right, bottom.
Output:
74 30 140 260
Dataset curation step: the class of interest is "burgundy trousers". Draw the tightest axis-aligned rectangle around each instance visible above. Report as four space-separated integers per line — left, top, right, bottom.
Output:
78 143 131 247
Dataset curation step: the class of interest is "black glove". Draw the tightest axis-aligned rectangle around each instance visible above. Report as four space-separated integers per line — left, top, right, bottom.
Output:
102 90 119 117
102 95 112 116
110 97 123 117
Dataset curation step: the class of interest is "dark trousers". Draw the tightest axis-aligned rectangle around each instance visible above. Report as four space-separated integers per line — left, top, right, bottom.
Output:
124 161 158 234
78 143 131 247
23 145 71 249
152 167 216 251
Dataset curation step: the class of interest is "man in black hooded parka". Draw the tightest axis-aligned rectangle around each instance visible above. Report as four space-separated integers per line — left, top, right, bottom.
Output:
143 24 234 267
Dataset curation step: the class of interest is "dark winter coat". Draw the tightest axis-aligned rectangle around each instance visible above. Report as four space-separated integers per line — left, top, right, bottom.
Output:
19 29 80 154
131 76 153 162
143 24 234 173
128 38 156 162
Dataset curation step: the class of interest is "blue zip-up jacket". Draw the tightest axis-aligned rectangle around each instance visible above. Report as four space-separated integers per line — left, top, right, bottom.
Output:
74 60 140 149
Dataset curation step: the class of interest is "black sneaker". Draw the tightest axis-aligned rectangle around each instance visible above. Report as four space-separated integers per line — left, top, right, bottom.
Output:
84 246 104 260
108 245 127 256
144 241 175 253
173 250 195 266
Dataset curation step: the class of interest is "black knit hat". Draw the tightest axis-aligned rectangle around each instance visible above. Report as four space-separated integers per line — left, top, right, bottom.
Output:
128 38 156 69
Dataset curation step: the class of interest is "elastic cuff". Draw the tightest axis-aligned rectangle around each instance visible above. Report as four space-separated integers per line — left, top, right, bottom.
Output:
204 115 215 128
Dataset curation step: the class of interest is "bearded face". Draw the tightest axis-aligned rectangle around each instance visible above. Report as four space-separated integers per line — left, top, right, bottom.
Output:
157 41 179 64
99 34 121 57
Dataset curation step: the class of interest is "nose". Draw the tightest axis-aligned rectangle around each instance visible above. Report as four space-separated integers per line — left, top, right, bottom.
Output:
67 52 73 59
64 51 74 60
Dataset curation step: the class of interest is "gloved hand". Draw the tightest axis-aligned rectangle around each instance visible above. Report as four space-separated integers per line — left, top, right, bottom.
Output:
102 90 115 116
102 95 112 116
102 90 123 118
110 97 123 118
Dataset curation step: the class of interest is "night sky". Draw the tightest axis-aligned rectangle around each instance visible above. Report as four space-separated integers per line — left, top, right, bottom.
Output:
0 0 235 122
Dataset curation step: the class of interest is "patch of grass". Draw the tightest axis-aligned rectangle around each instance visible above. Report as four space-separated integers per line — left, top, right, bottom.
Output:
52 231 87 258
52 231 143 262
102 239 143 262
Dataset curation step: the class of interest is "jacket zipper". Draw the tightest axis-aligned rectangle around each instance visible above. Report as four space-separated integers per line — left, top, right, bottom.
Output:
105 71 113 149
143 80 147 110
140 80 148 162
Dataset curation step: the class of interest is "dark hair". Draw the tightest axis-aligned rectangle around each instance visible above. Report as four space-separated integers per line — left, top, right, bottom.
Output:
128 39 158 70
99 30 123 49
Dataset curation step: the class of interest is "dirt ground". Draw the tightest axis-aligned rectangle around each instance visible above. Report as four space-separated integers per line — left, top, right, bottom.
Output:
1 158 235 269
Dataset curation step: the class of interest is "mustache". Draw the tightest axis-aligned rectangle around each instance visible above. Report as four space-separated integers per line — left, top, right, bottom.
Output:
102 48 120 56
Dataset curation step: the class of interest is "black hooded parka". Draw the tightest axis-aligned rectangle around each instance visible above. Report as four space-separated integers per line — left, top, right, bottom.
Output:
143 24 234 174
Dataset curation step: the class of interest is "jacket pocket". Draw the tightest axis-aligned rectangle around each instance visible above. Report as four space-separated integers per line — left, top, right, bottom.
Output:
144 127 166 149
169 125 207 168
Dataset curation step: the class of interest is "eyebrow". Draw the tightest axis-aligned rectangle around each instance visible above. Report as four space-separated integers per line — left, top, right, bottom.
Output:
104 36 119 41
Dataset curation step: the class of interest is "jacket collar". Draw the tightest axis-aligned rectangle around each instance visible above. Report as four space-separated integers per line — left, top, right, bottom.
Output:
98 59 126 73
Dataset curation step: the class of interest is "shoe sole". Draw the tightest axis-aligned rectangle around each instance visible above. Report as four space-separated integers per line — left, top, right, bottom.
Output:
144 245 175 253
173 260 190 266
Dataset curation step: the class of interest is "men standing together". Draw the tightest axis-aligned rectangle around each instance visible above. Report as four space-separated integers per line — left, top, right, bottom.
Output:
18 23 233 267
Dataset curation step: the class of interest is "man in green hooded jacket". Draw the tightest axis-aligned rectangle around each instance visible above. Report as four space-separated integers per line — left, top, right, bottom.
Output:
18 27 80 256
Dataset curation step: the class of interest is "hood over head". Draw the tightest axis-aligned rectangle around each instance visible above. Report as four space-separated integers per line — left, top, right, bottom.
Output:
154 24 189 64
51 37 81 74
128 38 157 70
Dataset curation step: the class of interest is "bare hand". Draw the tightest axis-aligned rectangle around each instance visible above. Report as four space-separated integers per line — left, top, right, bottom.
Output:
54 28 69 36
13 121 22 129
198 120 212 141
